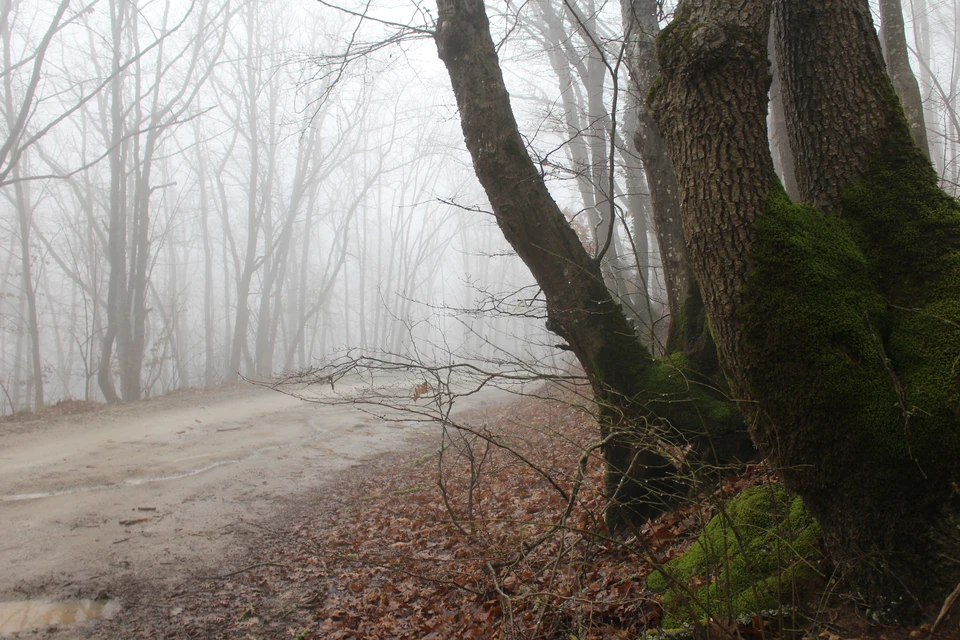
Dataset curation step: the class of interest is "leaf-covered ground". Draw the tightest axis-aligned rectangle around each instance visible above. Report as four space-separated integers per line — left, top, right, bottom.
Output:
84 385 945 640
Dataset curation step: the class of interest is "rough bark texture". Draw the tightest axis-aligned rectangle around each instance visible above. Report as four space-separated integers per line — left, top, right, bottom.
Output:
618 0 756 466
651 0 773 393
773 0 892 212
654 0 960 617
772 0 960 615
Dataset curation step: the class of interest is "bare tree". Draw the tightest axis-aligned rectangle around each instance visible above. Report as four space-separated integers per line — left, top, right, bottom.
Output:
0 0 74 409
96 0 228 401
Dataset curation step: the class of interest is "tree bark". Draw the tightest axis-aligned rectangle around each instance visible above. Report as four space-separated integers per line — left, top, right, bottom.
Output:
774 0 960 613
773 0 892 213
619 0 692 320
653 0 960 617
651 0 773 400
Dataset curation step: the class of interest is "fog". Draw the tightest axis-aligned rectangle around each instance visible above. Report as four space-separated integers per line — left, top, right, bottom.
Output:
0 0 956 413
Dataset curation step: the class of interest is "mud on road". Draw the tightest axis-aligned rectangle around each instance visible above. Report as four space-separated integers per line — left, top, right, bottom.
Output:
0 380 504 636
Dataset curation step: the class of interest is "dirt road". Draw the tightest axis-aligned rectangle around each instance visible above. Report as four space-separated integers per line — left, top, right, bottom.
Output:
0 380 504 635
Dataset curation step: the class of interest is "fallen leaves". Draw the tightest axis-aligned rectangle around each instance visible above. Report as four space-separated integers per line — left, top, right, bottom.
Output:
93 383 780 640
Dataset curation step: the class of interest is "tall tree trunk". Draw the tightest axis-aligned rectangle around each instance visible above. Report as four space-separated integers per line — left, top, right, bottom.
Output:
651 0 772 401
774 0 960 611
229 1 263 381
910 0 942 174
653 0 960 616
619 0 691 320
774 0 896 213
0 6 44 409
880 0 930 158
98 0 129 405
434 0 754 529
620 99 658 342
435 0 673 528
768 23 800 200
9 167 42 409
620 0 755 449
197 130 216 387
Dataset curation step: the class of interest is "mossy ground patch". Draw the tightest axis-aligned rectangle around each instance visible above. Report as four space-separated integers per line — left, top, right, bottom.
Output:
648 485 823 628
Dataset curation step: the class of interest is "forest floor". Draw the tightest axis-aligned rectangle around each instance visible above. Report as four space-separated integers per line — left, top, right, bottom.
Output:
0 382 951 639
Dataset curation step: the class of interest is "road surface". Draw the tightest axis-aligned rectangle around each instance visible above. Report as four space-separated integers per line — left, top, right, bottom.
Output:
0 379 505 634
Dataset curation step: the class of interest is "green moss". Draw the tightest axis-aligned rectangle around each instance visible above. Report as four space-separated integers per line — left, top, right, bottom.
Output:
746 149 960 459
738 128 960 569
589 284 746 462
840 138 960 465
648 485 822 628
637 352 751 464
743 186 902 462
595 285 751 528
653 2 696 77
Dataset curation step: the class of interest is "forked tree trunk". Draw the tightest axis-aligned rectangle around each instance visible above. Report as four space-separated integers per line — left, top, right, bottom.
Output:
653 0 960 617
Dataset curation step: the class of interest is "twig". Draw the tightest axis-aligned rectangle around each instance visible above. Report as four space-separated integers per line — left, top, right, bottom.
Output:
197 562 286 581
933 581 960 633
331 552 484 595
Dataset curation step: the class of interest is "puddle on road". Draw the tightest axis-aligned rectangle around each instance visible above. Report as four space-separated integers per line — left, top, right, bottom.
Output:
0 599 118 635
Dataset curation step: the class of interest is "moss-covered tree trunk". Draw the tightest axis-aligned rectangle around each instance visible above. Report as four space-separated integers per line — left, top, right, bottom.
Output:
652 0 960 617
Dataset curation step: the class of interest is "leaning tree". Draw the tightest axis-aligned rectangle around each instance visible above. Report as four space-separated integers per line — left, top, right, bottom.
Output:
434 0 752 533
434 0 960 618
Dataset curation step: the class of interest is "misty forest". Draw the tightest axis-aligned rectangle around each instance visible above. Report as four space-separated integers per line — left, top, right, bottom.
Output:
6 0 960 634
